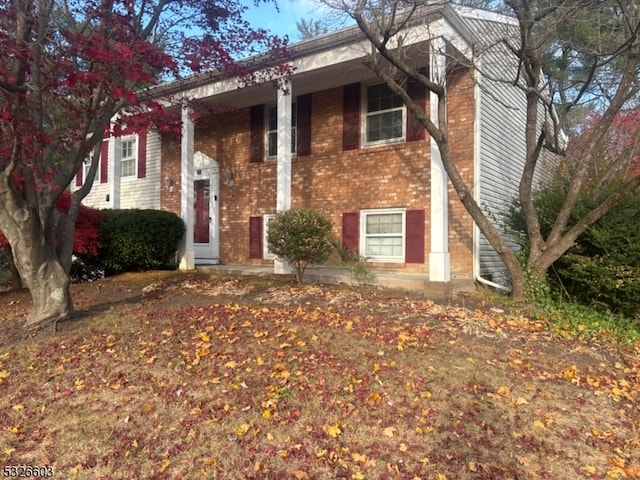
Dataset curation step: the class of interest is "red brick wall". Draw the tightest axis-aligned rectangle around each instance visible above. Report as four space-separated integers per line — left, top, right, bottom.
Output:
161 69 476 276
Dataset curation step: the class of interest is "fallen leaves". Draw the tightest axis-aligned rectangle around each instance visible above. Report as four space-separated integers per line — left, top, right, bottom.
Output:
0 273 639 479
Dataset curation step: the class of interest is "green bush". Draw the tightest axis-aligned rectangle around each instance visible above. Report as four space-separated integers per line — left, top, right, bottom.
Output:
94 209 185 275
505 179 640 320
267 208 334 283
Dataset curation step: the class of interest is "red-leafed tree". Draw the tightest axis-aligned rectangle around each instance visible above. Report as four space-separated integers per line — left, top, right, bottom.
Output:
0 0 289 330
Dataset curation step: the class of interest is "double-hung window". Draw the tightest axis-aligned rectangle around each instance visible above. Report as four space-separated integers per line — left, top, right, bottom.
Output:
267 103 297 158
120 136 137 178
360 209 405 262
263 214 276 259
365 83 405 146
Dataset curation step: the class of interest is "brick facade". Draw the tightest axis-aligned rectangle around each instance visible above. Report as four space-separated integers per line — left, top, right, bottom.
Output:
160 68 476 277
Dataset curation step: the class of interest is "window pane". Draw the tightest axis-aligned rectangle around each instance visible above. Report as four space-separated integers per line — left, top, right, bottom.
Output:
365 237 403 256
121 159 135 177
366 213 402 234
366 111 403 142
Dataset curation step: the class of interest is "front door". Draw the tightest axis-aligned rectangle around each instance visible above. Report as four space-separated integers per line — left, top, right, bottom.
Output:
193 168 219 263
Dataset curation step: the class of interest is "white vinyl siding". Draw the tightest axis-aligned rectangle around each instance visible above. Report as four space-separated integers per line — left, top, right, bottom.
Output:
71 131 161 210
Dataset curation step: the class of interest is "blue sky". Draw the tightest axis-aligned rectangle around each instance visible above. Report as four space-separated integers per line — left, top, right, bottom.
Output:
243 0 333 41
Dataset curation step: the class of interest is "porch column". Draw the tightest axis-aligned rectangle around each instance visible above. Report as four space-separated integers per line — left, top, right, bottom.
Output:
179 101 195 270
429 37 451 282
108 134 122 209
274 81 293 274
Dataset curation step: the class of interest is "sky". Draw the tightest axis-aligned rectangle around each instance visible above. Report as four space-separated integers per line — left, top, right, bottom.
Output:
242 0 335 41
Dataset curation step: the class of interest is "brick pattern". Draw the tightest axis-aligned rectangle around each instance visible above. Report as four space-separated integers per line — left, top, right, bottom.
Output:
161 70 476 277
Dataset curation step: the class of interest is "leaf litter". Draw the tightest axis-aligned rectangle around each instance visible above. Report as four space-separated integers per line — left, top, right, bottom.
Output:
0 270 639 479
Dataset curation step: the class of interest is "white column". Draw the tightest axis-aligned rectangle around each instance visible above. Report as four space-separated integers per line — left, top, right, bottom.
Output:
179 102 195 270
429 37 451 282
274 81 293 274
108 135 122 209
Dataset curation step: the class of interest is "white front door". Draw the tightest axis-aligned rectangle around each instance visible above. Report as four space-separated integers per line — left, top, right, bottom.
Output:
193 167 219 263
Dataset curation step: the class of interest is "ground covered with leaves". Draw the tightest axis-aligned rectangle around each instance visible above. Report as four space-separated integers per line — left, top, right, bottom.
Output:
1 271 639 479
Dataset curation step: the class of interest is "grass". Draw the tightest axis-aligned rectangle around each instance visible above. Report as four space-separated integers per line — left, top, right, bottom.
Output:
1 271 639 479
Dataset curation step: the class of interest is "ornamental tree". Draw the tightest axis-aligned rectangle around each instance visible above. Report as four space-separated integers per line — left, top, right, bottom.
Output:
0 0 289 330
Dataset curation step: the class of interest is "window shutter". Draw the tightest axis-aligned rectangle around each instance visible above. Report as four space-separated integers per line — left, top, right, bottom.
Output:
406 80 426 142
342 83 360 151
249 216 263 259
100 140 109 184
341 212 359 253
250 105 264 163
405 209 425 263
137 131 147 178
75 168 83 187
297 94 312 157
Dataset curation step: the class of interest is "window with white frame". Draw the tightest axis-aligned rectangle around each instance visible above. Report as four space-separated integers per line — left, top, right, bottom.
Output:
365 83 405 146
360 209 405 262
267 103 297 158
263 214 276 259
82 157 98 185
120 136 136 178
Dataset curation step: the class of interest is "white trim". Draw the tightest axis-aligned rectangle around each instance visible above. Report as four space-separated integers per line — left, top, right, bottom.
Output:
360 208 406 263
120 135 137 179
263 214 276 260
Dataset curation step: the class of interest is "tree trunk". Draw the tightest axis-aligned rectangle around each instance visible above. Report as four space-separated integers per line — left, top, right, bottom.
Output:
11 239 73 329
1 245 23 291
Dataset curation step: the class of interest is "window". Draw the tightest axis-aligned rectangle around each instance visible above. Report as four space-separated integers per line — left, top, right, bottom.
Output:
263 214 276 259
120 137 136 178
360 209 405 262
267 103 297 158
82 158 98 184
365 83 404 146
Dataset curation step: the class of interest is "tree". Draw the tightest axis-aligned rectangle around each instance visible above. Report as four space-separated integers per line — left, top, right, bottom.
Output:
266 208 334 284
320 0 640 301
0 0 288 330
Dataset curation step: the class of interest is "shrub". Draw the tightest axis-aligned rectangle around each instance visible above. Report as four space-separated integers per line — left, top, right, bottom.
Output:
505 179 640 319
267 208 334 283
95 209 185 275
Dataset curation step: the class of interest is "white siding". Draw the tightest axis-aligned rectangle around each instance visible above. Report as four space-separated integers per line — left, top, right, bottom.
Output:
459 13 551 283
72 131 161 211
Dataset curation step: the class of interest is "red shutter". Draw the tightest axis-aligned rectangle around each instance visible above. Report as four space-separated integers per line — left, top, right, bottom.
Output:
406 80 426 142
137 131 147 178
249 216 263 259
75 168 83 187
100 140 109 184
297 94 312 157
405 210 425 263
341 212 359 253
342 83 360 151
250 105 264 163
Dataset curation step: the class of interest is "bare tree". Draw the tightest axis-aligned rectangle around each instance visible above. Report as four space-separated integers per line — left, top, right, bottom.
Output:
320 0 640 301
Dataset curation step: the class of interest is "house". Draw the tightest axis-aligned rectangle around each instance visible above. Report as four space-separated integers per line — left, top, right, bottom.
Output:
73 5 549 292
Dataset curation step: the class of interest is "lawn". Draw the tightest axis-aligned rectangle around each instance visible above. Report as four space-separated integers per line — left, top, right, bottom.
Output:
0 271 639 479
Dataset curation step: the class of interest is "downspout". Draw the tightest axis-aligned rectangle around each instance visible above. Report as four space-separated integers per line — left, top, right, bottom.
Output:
472 58 512 293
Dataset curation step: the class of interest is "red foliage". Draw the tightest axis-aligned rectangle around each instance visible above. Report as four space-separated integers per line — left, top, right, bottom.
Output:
0 192 103 257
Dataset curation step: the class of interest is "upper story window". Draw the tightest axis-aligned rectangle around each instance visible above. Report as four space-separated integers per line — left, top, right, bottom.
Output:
120 136 137 178
267 103 297 158
365 83 405 146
